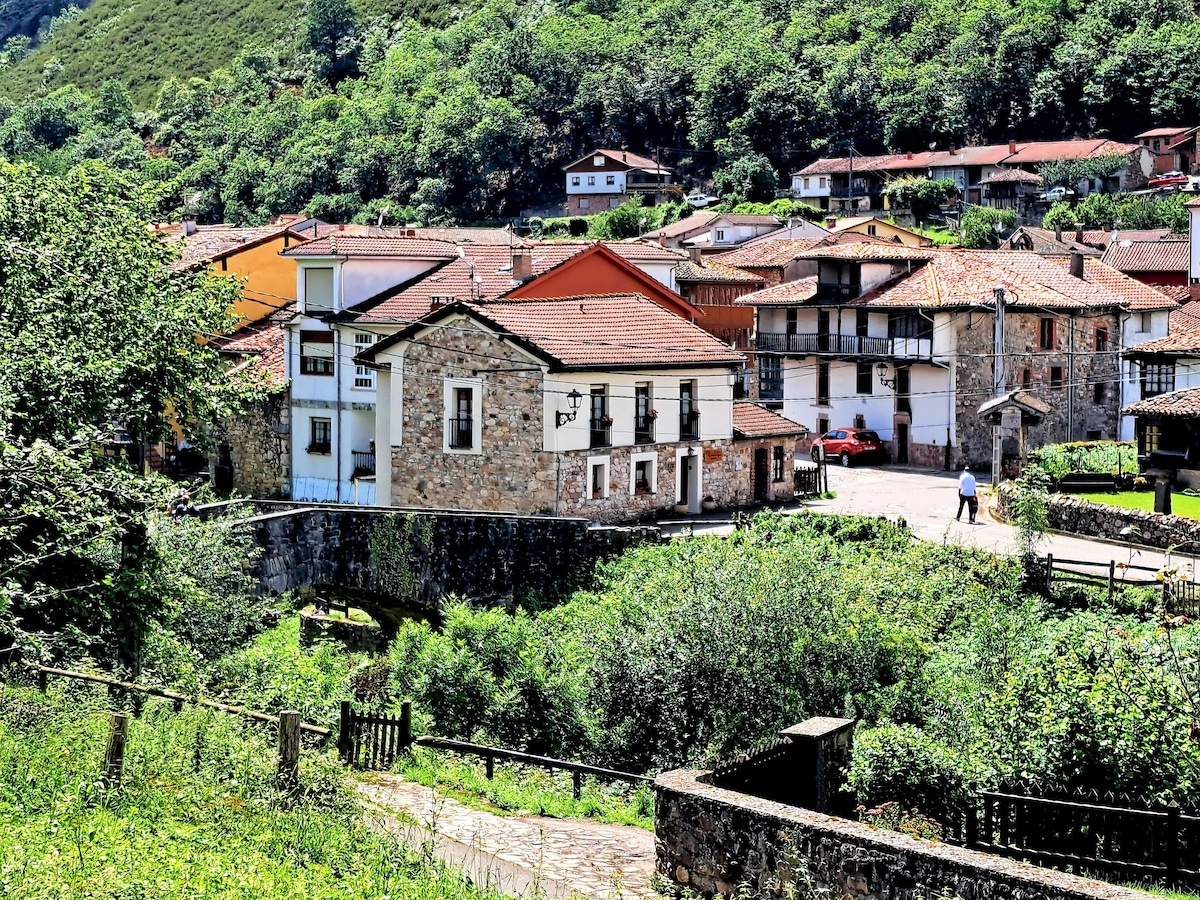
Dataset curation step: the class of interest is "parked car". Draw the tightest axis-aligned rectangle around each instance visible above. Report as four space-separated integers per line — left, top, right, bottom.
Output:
1148 171 1190 189
1042 185 1074 202
686 193 719 208
810 429 886 466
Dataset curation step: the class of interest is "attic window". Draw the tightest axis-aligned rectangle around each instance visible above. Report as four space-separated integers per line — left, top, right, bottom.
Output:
593 155 605 166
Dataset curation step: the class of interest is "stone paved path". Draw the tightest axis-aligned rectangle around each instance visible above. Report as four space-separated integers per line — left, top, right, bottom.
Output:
357 775 658 900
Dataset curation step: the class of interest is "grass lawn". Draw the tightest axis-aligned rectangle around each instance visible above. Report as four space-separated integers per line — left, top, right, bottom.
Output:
1086 490 1200 520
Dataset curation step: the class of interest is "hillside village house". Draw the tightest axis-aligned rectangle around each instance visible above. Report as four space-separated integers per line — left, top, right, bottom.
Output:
358 294 805 522
1101 238 1189 289
1135 127 1197 175
823 216 933 247
673 255 766 350
279 235 701 503
736 243 1176 468
640 213 801 251
792 140 1152 212
563 149 677 214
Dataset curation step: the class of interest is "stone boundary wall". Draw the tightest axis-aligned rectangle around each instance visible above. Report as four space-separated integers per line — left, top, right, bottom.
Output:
995 485 1200 552
655 769 1155 900
212 504 659 611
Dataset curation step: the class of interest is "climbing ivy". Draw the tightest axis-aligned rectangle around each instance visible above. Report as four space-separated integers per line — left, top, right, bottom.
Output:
367 514 433 602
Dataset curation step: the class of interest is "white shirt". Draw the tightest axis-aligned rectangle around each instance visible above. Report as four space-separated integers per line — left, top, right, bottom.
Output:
958 471 977 497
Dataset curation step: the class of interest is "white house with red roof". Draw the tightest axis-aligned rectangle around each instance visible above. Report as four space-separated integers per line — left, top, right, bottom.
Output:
736 245 1177 468
358 294 805 521
276 234 705 504
562 148 677 215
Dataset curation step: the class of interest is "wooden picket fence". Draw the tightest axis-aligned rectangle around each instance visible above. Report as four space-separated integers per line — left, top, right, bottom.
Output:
338 700 411 769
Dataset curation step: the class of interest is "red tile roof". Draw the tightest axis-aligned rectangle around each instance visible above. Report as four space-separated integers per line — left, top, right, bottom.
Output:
1123 387 1200 418
795 242 936 261
211 304 292 382
852 250 1177 311
733 277 819 306
1101 240 1189 274
1001 139 1140 165
714 239 826 268
563 149 669 173
732 402 808 439
281 236 461 258
642 212 721 240
796 140 1141 176
423 295 745 369
1126 301 1200 355
164 223 309 270
674 258 764 283
1135 127 1191 139
351 244 587 324
981 168 1041 184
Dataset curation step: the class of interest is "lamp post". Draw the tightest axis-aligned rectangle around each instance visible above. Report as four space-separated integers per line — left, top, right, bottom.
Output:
555 389 583 428
876 361 896 390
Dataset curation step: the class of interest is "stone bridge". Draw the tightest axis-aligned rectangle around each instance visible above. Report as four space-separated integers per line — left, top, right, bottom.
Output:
201 501 657 618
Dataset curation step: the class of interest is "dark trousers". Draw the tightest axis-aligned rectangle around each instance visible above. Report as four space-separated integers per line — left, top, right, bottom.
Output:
957 493 977 522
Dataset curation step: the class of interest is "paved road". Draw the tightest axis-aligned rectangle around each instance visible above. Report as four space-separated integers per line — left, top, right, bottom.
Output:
359 775 656 900
665 465 1182 574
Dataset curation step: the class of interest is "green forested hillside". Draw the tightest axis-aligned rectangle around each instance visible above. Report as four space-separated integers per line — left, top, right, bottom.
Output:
1 0 1197 223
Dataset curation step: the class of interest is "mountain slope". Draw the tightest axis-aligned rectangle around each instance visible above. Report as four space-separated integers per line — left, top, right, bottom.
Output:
0 0 453 107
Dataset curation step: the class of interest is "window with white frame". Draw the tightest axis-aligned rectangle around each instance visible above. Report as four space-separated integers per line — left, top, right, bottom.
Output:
587 175 596 186
304 267 334 313
587 456 610 500
715 229 726 242
631 452 657 496
606 175 616 185
443 379 482 453
571 175 580 186
593 155 605 166
353 332 376 388
819 177 827 188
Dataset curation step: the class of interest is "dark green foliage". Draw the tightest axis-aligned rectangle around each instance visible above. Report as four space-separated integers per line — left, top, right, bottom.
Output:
959 205 1016 248
1043 192 1189 233
881 177 956 223
1039 154 1131 191
1 0 1197 222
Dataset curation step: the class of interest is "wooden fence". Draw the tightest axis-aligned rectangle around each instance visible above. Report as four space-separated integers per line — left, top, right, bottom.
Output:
1043 554 1164 600
32 665 330 740
941 790 1200 884
338 700 647 798
794 465 824 498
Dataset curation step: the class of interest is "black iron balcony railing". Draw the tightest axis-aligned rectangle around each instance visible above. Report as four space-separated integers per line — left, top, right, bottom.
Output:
634 415 656 444
300 356 335 376
590 418 612 448
351 450 375 477
448 417 473 450
680 410 700 441
756 332 933 359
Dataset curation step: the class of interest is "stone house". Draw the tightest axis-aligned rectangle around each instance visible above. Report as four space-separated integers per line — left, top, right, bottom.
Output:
673 255 765 350
280 235 699 503
358 294 806 523
738 243 1177 469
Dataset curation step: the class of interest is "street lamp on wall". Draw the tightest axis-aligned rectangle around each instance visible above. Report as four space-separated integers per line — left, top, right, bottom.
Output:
876 361 897 390
555 388 583 428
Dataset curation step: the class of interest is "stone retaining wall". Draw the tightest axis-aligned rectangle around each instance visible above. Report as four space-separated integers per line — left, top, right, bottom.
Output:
655 769 1154 900
996 485 1200 552
238 505 659 611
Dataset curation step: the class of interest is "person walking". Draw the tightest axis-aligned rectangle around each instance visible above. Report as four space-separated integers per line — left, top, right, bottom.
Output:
956 466 978 524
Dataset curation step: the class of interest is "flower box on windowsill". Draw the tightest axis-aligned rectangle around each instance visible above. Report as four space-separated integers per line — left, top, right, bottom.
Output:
306 443 331 455
702 500 718 512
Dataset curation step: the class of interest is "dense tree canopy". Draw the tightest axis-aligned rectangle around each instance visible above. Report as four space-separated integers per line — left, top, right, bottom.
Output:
0 0 1196 223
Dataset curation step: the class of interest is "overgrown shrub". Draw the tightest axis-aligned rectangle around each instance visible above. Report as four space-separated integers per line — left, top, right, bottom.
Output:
1030 441 1137 480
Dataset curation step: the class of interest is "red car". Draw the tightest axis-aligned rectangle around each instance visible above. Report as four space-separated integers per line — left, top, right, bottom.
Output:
1148 171 1190 189
810 429 886 466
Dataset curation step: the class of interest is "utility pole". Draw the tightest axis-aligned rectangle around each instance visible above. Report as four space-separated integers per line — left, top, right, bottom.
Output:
992 285 1006 486
847 144 854 214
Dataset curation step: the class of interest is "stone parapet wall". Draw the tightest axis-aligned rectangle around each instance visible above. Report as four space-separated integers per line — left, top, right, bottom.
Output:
995 485 1199 552
241 506 659 611
655 769 1155 900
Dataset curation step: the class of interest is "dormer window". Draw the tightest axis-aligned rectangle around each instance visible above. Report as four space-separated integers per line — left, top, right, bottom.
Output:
715 229 726 242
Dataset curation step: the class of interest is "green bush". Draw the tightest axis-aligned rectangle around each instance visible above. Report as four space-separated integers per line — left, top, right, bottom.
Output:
1030 441 1138 480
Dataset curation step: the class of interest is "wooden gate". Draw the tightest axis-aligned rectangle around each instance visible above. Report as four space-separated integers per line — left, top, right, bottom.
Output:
338 700 412 769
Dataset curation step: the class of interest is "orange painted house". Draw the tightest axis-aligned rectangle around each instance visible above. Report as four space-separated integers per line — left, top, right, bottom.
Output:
160 218 315 325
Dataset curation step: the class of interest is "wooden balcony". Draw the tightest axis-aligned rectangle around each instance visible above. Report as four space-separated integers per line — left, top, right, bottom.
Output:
351 450 375 477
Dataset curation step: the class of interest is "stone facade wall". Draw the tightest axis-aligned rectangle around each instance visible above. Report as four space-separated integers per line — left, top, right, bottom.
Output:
390 323 556 513
656 769 1155 900
995 485 1200 552
243 506 660 611
220 389 291 498
555 438 797 524
954 311 1120 469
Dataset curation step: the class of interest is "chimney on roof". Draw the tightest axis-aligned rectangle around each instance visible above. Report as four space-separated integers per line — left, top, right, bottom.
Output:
688 247 702 264
512 248 533 283
1008 141 1017 154
658 234 666 248
338 222 345 231
825 216 837 230
906 151 913 160
1074 223 1084 244
1069 250 1085 279
181 213 198 237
